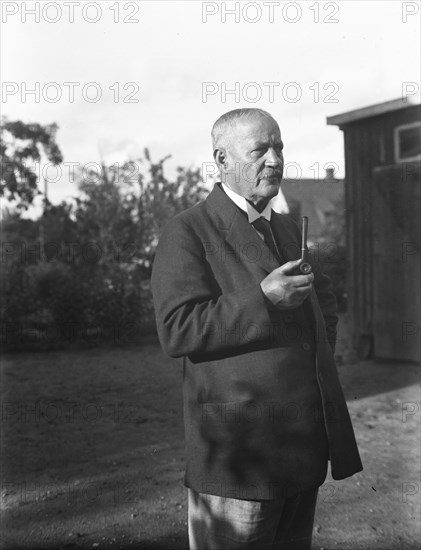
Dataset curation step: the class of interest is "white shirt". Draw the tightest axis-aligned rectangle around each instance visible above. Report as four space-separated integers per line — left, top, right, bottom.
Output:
221 182 275 240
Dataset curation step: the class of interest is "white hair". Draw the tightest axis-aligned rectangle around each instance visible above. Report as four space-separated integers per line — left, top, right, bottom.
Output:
211 108 277 151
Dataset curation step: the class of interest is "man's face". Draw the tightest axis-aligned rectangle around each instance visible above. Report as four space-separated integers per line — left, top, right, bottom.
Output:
222 116 284 209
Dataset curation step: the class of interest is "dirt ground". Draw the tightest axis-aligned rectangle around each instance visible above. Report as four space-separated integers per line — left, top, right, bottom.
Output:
1 314 420 549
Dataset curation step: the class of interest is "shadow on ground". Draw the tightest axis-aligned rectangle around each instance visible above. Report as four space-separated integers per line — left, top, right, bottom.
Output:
1 333 419 549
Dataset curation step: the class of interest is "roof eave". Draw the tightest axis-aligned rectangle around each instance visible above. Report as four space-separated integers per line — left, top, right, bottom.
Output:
326 97 420 127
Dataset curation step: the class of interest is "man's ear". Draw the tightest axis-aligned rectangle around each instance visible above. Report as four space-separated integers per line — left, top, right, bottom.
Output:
213 148 226 168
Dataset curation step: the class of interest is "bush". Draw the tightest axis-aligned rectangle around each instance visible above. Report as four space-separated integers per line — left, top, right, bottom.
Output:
1 150 205 350
318 243 347 313
1 260 147 349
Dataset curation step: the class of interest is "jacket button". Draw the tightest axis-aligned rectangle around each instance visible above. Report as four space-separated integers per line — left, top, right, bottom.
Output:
285 314 293 322
302 342 311 351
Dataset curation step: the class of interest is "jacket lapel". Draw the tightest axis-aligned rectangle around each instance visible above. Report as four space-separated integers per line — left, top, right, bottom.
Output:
206 183 280 275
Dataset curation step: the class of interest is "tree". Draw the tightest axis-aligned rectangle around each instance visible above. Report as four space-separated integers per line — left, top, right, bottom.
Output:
74 149 207 274
0 119 63 209
1 144 209 346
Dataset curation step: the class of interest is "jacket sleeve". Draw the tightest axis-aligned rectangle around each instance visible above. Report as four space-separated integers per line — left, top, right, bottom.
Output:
151 215 276 359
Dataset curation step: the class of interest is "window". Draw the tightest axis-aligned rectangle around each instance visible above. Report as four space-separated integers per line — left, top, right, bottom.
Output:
394 122 421 163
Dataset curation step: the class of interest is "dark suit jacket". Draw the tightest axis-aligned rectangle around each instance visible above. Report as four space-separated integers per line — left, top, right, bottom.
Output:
151 182 363 500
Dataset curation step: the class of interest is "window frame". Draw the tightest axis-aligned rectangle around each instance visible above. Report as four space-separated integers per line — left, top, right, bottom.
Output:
394 121 421 163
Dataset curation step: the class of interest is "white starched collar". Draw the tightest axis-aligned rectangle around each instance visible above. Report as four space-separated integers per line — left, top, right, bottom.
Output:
221 182 274 223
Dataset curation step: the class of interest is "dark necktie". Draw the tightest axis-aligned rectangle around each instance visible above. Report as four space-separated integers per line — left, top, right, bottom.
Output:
252 216 282 264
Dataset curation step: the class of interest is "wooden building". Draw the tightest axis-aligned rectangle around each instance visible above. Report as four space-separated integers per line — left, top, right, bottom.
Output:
327 98 420 362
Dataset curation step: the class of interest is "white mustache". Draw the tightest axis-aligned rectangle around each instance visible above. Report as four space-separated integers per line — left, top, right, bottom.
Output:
260 173 282 179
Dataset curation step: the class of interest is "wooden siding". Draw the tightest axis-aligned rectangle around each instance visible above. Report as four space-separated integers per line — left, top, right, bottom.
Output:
339 104 420 360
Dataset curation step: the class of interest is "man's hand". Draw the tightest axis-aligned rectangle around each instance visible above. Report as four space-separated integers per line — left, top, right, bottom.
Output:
260 259 314 310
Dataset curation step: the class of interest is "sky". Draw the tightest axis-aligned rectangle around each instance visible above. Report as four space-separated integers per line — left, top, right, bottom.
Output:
1 0 420 214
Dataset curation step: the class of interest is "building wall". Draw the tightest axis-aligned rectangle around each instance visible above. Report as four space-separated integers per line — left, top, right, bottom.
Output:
340 104 420 359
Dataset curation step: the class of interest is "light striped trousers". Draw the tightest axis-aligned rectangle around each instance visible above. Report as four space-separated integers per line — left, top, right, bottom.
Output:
188 486 319 550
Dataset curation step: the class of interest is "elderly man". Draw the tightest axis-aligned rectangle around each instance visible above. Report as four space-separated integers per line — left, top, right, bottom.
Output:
151 108 362 550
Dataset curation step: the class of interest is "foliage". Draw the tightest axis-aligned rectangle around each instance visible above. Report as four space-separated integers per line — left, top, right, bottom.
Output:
318 244 348 312
1 148 208 349
1 119 63 209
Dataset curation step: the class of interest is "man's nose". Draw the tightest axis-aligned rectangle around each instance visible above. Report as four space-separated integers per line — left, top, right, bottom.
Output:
265 148 282 166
